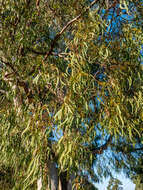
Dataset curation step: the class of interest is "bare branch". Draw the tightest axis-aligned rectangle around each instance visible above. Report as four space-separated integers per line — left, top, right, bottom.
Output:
44 0 99 61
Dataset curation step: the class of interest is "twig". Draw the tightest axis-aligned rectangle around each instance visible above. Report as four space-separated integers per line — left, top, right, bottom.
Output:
27 48 68 58
0 58 33 102
0 58 19 77
44 0 99 61
27 48 46 55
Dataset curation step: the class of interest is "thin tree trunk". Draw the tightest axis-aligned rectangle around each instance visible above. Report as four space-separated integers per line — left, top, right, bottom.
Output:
47 161 59 190
38 163 75 190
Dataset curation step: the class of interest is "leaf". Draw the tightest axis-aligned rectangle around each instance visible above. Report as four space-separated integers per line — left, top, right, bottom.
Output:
54 109 63 120
33 74 40 84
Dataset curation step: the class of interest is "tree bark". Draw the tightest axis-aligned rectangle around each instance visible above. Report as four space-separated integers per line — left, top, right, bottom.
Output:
59 172 75 190
47 161 59 190
37 163 75 190
37 177 42 190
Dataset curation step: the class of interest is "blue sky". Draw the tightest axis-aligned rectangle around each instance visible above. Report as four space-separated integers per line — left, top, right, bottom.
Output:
95 173 135 190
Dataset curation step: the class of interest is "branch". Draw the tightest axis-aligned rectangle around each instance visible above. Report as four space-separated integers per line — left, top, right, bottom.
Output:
133 147 143 151
90 135 112 154
27 48 46 55
0 58 34 102
0 58 65 105
0 58 19 77
122 146 143 153
111 142 143 154
44 0 99 61
27 48 69 60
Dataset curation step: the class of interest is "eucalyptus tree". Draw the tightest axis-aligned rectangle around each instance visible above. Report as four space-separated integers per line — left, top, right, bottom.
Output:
112 139 143 190
107 178 123 190
0 0 143 190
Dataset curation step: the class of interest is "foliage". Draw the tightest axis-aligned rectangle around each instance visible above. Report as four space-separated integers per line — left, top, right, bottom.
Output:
107 128 143 189
107 177 123 190
0 0 143 189
133 174 143 190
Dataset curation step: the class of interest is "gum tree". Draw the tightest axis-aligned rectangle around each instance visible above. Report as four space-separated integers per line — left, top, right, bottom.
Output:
107 178 123 190
0 0 143 189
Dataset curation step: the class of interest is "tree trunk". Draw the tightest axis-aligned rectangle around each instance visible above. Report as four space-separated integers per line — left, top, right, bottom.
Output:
59 172 74 190
47 161 59 190
38 162 74 190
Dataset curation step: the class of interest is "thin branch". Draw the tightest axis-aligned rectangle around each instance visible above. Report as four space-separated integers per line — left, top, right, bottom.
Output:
51 52 69 58
27 48 68 59
0 58 19 77
0 58 34 102
121 146 143 153
112 142 143 154
90 135 112 154
27 48 46 55
44 0 99 61
132 147 143 152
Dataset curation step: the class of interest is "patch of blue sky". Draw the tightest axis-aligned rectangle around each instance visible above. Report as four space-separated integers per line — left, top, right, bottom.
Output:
89 100 95 112
96 95 103 106
52 125 63 141
47 95 104 142
97 73 106 81
49 27 56 40
47 125 63 142
89 96 103 113
95 173 135 190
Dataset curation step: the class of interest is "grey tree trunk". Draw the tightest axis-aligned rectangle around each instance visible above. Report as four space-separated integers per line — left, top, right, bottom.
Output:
37 162 74 190
47 161 59 190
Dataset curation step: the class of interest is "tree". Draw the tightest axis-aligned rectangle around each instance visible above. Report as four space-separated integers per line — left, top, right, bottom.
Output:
108 128 143 189
132 157 143 190
0 0 143 189
107 178 123 190
133 174 143 190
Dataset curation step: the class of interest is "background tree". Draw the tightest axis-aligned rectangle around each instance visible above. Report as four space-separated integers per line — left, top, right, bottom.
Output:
108 126 143 189
107 178 123 190
0 0 143 190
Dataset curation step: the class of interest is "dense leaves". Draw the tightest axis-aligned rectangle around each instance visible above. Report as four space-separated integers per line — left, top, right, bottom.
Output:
107 178 123 190
0 0 143 189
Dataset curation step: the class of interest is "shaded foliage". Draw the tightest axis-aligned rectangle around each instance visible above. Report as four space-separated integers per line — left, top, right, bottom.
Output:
0 0 143 189
107 177 123 190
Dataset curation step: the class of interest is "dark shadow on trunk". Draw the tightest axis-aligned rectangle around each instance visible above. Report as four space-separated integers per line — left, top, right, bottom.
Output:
60 172 68 190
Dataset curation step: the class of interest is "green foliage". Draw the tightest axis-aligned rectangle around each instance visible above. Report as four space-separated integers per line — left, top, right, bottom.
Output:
0 0 143 189
133 175 143 190
107 178 123 190
130 158 143 190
